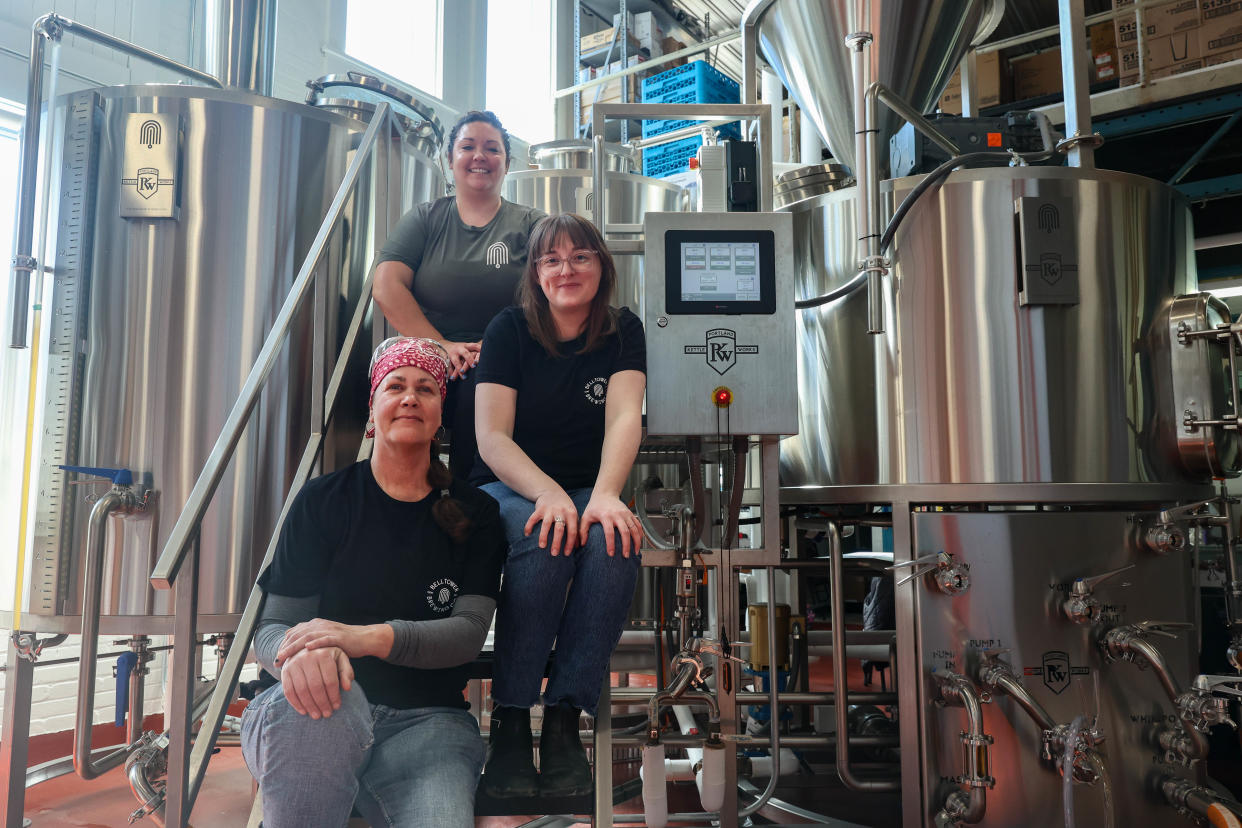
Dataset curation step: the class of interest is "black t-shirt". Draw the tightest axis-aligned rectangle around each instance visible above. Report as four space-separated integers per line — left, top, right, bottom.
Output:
471 306 646 490
259 462 505 709
375 197 545 342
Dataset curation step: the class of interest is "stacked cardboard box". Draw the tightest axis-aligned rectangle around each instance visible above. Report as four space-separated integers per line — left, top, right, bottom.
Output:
1114 0 1203 83
1111 0 1242 85
939 51 1006 113
1089 20 1121 81
1010 48 1065 99
579 56 648 127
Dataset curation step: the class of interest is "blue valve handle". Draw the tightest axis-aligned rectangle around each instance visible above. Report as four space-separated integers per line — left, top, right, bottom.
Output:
58 464 133 486
115 651 137 727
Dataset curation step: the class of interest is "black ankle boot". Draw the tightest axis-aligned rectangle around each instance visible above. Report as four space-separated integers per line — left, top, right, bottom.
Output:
482 705 539 798
538 702 592 796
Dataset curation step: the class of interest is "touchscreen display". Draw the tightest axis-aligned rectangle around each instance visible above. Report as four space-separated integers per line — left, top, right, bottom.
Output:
679 241 762 303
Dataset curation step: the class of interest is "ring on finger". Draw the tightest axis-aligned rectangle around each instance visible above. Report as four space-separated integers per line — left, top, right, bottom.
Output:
554 516 565 525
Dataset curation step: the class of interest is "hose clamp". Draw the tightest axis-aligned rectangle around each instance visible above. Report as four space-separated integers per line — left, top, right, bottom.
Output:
11 254 36 273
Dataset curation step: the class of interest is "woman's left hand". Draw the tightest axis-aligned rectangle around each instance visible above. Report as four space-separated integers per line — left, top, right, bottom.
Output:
275 618 392 664
579 494 644 558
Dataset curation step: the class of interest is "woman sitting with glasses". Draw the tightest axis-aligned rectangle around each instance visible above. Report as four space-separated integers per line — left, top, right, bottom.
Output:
472 213 646 798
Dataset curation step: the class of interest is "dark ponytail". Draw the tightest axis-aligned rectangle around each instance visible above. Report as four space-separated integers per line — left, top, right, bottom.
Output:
428 439 472 543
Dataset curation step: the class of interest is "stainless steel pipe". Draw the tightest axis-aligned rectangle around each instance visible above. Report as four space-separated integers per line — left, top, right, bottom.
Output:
829 521 900 791
74 487 142 780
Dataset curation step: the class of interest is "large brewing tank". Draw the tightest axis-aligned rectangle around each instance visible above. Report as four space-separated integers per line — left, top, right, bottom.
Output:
306 72 446 213
503 140 687 316
781 166 1206 487
4 84 404 632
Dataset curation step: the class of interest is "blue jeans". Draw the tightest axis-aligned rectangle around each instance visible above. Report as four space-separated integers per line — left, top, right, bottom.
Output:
241 681 484 828
482 482 642 716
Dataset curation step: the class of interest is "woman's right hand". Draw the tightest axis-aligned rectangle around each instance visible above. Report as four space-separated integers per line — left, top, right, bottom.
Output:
279 645 354 719
441 340 481 380
525 487 579 556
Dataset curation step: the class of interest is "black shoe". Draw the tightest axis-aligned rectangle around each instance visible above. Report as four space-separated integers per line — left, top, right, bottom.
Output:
538 702 593 797
482 705 539 798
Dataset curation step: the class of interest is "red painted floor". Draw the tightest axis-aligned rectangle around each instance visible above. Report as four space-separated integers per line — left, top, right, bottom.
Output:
10 655 879 827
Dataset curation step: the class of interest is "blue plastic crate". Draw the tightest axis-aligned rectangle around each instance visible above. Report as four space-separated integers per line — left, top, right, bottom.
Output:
641 63 741 140
641 61 740 103
641 134 718 179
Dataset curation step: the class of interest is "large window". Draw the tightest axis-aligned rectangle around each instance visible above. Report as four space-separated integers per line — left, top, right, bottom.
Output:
486 0 554 144
345 0 442 98
0 98 26 611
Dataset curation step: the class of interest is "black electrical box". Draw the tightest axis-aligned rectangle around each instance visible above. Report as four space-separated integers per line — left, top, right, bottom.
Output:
725 140 759 212
889 112 1056 178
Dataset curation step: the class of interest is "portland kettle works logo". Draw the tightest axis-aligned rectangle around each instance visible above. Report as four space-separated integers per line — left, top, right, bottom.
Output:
684 328 758 375
122 167 175 200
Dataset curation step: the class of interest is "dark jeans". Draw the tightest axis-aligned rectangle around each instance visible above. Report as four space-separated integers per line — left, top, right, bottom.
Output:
481 482 642 716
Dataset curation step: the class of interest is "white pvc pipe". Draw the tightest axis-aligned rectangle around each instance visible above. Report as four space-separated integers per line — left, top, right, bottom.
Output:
641 758 695 782
799 109 825 164
746 748 800 778
642 743 668 828
762 68 785 164
699 742 727 811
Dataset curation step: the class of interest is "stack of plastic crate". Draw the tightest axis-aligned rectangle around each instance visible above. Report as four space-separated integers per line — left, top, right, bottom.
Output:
640 62 741 179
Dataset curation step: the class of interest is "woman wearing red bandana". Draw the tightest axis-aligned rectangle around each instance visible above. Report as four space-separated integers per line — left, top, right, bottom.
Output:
240 337 506 828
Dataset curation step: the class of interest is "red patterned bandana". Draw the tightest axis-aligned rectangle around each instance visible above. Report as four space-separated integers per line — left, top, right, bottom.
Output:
369 337 449 403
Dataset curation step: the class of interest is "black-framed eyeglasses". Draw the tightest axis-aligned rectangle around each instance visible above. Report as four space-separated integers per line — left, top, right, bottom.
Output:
536 249 599 275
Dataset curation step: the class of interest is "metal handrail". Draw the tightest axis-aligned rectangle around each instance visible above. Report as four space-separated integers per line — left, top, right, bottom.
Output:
147 103 396 827
149 103 390 591
178 251 385 812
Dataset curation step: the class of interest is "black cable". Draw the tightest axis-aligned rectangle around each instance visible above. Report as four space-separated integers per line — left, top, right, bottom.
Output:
879 149 1058 254
794 148 1057 312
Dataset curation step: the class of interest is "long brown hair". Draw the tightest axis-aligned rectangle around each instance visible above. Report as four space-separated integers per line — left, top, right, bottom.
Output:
517 213 618 357
427 438 471 543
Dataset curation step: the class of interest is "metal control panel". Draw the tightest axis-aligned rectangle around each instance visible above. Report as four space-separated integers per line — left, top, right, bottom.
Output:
643 212 796 436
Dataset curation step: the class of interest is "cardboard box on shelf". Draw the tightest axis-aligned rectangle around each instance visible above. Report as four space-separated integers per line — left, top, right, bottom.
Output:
1118 26 1203 77
1088 20 1120 81
610 11 635 32
581 27 644 55
1114 0 1200 43
1205 46 1242 65
1010 47 1064 99
660 37 688 67
1200 0 1242 55
939 50 1005 113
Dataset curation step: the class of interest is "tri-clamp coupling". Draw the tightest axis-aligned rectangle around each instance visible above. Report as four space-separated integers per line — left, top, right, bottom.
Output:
1062 563 1135 625
1176 674 1242 734
889 551 971 595
1041 720 1106 783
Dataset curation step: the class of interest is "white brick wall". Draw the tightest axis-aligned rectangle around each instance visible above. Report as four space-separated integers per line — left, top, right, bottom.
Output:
0 637 168 739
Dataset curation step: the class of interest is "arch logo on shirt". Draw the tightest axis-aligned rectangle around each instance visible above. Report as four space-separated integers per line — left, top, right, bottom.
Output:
584 376 608 405
486 242 510 269
426 577 460 613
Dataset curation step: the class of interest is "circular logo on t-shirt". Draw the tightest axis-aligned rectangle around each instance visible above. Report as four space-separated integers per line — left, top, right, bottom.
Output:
584 376 608 405
426 577 460 613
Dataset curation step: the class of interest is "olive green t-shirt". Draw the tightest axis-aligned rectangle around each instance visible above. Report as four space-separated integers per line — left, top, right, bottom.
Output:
376 196 545 342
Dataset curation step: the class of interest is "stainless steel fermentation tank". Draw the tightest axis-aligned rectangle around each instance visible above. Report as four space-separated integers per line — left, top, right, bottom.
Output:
7 83 439 633
503 140 687 316
748 1 1240 827
780 167 1203 487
